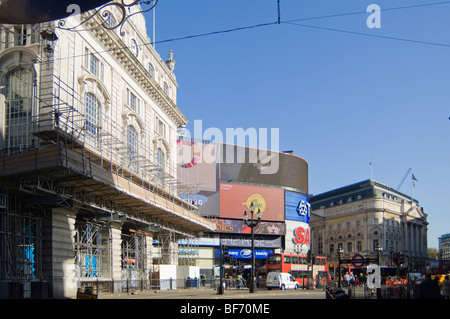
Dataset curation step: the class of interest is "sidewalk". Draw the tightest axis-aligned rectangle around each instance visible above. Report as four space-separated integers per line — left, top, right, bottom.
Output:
98 286 327 299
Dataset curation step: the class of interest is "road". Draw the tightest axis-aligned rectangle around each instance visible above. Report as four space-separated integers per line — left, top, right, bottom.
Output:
99 286 327 299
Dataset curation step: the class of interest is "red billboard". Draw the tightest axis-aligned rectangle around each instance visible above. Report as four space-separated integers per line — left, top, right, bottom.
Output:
219 183 284 222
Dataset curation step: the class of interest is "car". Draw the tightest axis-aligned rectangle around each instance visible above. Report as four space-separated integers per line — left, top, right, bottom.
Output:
266 272 299 290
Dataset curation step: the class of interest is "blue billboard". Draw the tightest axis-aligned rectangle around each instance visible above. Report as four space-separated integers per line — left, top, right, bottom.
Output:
217 248 274 260
285 191 310 223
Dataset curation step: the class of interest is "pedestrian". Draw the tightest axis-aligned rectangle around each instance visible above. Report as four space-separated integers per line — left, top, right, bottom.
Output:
201 273 206 286
349 272 355 287
344 272 350 287
441 275 450 299
417 274 441 299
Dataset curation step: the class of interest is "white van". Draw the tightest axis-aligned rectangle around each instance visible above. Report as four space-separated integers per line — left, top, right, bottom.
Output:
266 272 299 290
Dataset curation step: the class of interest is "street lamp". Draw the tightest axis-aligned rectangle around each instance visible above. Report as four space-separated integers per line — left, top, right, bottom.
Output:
243 201 262 293
375 245 383 265
337 246 344 288
40 23 58 57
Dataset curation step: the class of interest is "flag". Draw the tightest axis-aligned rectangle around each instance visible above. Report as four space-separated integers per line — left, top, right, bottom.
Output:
412 174 418 187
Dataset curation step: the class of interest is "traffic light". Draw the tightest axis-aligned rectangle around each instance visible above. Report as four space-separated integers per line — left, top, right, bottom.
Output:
221 245 229 261
393 252 399 265
399 253 405 264
306 250 311 264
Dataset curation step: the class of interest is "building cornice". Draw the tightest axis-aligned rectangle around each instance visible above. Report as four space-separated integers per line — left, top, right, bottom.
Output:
86 15 188 127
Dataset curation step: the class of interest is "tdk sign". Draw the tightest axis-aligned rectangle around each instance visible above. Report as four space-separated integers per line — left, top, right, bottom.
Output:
296 200 310 218
285 191 310 223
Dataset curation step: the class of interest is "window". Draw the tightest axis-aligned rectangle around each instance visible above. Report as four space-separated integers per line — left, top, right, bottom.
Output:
357 241 362 252
5 68 33 153
14 26 27 46
106 15 116 28
156 147 165 180
283 256 291 264
148 63 154 78
163 82 168 94
267 254 281 264
85 48 103 79
85 92 101 148
373 239 380 251
155 116 166 137
129 91 136 111
90 53 99 76
126 125 138 169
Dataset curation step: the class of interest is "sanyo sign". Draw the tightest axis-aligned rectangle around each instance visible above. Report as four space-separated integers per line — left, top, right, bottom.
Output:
285 191 311 252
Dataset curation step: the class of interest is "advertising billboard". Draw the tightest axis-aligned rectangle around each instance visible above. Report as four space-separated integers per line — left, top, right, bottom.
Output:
285 220 311 254
217 248 274 260
219 183 284 222
213 218 285 235
219 143 308 194
285 191 310 223
177 138 217 193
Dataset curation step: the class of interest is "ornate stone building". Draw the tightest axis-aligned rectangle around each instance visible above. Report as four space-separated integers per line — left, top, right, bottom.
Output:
0 2 213 298
310 179 428 276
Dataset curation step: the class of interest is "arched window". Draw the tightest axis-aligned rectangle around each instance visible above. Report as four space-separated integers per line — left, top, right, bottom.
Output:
126 125 138 169
84 92 101 148
5 67 33 154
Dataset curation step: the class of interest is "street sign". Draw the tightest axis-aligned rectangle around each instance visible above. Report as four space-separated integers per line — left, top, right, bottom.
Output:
351 254 365 268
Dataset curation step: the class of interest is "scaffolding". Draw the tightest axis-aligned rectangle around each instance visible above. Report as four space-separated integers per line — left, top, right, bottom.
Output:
0 22 213 297
0 187 43 282
121 231 147 291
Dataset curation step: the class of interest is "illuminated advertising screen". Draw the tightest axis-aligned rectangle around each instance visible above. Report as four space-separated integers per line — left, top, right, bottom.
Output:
213 218 285 235
285 191 310 223
219 183 284 222
177 138 217 193
219 144 308 194
217 248 274 260
285 220 311 254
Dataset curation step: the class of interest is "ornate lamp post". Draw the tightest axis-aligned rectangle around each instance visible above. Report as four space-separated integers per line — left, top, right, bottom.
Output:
337 246 344 288
243 201 262 293
40 23 59 57
375 244 383 265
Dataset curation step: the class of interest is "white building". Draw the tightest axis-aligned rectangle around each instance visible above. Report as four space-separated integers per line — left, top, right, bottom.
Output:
0 2 213 298
310 179 428 276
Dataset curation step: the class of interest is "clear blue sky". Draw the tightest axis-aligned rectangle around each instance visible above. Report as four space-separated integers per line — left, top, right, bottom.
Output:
143 0 450 249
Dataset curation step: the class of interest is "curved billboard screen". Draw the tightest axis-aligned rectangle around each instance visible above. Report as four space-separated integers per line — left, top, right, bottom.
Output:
219 183 284 222
219 144 308 194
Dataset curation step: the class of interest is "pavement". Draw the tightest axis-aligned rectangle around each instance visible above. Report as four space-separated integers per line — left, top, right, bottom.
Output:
98 286 328 299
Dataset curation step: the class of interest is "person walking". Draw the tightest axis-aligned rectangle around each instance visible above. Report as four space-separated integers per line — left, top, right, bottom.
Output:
417 274 441 299
441 275 450 299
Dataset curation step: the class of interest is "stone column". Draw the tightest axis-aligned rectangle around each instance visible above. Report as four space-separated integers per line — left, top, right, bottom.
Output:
42 207 77 299
110 222 123 293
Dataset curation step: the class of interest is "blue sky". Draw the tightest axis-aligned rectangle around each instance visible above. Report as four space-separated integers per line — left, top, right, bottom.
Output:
143 0 450 249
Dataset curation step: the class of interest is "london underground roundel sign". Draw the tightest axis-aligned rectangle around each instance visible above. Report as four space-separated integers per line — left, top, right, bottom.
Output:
352 254 365 268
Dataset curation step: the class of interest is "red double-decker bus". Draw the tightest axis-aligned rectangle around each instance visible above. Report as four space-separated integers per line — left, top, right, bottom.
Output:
266 253 329 287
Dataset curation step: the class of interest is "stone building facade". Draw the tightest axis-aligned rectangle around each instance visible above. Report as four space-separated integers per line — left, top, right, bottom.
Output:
0 2 213 298
310 179 428 276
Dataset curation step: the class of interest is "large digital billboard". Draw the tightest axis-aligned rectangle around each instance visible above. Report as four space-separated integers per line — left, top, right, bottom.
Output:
213 218 285 235
285 191 310 223
219 183 284 222
219 144 308 194
177 138 217 193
